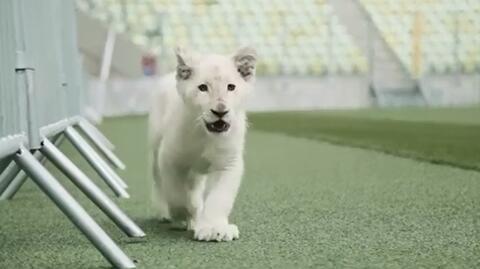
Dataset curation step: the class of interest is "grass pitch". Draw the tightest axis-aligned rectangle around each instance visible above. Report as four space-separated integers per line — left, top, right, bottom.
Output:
249 106 480 170
0 107 479 268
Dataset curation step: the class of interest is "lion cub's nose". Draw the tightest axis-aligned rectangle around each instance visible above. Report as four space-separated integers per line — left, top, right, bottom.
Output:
211 103 228 118
216 103 226 111
210 109 228 118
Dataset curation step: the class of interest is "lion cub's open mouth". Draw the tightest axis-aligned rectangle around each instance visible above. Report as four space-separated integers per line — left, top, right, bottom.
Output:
205 120 230 133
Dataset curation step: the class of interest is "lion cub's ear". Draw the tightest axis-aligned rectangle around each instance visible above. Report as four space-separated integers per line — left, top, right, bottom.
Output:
175 46 193 80
233 47 257 81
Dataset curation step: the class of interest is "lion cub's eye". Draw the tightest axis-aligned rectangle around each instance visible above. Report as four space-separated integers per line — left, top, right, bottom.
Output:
198 84 208 92
227 84 236 91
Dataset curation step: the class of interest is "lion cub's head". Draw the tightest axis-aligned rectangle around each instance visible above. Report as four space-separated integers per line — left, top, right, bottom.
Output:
175 47 256 135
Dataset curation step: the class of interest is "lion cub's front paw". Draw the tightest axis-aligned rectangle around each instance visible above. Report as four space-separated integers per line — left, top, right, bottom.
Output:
193 223 239 242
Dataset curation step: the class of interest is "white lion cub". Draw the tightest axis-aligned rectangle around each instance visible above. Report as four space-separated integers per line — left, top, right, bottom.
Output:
149 47 256 242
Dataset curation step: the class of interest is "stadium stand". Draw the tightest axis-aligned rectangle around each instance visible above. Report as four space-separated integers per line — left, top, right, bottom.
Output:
360 0 480 75
75 0 368 76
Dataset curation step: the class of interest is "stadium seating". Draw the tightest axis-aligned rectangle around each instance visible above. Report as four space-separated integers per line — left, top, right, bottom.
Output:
360 0 480 74
75 0 368 75
76 0 479 76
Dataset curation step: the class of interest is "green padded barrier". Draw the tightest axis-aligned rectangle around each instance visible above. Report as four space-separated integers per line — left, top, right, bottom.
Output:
0 0 87 153
18 0 67 129
0 1 28 158
0 0 87 155
58 0 84 118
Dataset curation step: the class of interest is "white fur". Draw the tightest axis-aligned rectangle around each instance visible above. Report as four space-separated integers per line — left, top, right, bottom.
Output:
149 47 256 242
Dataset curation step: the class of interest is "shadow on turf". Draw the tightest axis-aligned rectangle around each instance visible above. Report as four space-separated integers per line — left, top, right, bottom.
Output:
132 218 193 242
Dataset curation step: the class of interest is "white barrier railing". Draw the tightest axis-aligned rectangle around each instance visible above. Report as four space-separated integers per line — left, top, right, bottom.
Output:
0 1 143 268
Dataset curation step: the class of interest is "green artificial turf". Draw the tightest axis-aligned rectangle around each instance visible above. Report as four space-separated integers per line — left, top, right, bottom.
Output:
249 107 480 171
310 106 480 125
0 112 479 268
